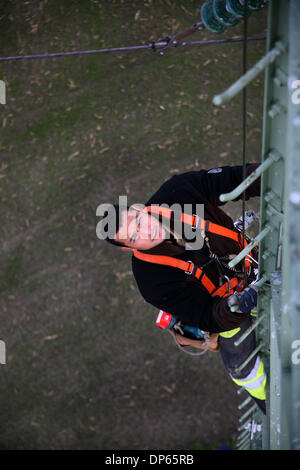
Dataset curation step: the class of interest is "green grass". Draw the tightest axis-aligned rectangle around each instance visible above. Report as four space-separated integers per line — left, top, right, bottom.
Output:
0 0 267 450
1 250 23 290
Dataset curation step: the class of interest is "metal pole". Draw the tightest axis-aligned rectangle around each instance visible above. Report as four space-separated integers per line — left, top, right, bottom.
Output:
239 404 257 423
234 313 266 347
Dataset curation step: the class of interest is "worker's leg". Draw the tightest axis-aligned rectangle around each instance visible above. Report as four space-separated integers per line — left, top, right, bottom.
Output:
218 317 267 414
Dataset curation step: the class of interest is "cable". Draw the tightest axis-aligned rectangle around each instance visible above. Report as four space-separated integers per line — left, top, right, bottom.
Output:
0 36 266 63
242 0 248 279
170 329 209 356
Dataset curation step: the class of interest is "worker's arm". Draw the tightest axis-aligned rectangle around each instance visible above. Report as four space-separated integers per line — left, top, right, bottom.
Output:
147 163 261 209
167 329 206 349
156 283 251 333
132 260 250 333
184 163 261 206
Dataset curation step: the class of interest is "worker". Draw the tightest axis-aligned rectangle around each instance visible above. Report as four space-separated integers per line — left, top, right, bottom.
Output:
98 163 266 414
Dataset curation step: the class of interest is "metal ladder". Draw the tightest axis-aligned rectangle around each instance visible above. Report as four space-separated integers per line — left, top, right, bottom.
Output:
213 0 300 450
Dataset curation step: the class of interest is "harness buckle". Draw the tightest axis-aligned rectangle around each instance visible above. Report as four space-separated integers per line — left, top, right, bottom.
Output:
185 261 195 275
223 275 231 293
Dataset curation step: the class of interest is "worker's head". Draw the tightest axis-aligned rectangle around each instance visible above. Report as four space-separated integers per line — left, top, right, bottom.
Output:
97 204 166 251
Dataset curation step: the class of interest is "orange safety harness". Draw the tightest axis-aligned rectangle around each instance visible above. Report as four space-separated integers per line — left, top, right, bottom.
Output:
133 206 256 299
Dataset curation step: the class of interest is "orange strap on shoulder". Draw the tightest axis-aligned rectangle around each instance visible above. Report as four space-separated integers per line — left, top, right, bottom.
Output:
200 220 240 242
145 205 196 227
146 205 240 243
138 206 254 296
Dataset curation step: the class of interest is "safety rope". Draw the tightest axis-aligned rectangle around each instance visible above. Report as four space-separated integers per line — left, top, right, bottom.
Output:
170 329 209 356
242 0 249 278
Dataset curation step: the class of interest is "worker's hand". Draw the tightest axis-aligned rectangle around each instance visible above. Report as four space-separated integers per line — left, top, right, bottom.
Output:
227 284 259 314
167 329 205 349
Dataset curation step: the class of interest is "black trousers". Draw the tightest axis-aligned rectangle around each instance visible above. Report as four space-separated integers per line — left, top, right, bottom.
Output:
218 318 266 414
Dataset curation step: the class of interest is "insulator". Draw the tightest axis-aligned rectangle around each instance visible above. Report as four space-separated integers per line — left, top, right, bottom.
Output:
200 1 226 34
200 0 267 35
225 0 252 19
212 0 239 27
239 0 268 11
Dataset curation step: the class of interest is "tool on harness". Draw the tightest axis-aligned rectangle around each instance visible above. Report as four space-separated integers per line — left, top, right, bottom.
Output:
155 310 219 356
156 310 205 340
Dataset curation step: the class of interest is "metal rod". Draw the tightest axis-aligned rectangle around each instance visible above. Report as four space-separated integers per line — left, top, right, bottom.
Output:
253 274 268 287
219 150 281 202
234 313 266 347
0 36 267 62
238 395 252 410
180 35 266 47
237 428 250 443
237 439 251 450
237 424 251 438
239 404 257 423
266 203 284 222
228 225 272 269
213 41 285 105
237 418 251 432
237 431 251 446
235 343 263 374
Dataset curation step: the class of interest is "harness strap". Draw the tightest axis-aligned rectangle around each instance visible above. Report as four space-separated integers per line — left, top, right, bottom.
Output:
135 207 255 297
145 205 253 273
133 250 237 297
203 220 240 242
213 277 240 298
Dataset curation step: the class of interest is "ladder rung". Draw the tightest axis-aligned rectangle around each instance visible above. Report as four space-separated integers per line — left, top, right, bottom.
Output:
235 343 263 374
239 404 257 423
213 41 285 105
237 439 251 450
234 313 266 347
237 418 251 432
237 433 251 447
219 149 281 203
238 395 252 410
228 225 272 269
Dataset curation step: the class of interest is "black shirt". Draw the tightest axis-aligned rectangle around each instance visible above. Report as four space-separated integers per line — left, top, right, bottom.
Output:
131 164 260 333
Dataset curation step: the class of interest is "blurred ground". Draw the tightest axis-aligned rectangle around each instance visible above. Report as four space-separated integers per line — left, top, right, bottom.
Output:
0 0 266 450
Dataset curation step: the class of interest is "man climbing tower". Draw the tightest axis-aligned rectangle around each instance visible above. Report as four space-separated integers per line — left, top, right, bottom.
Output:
98 163 266 413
